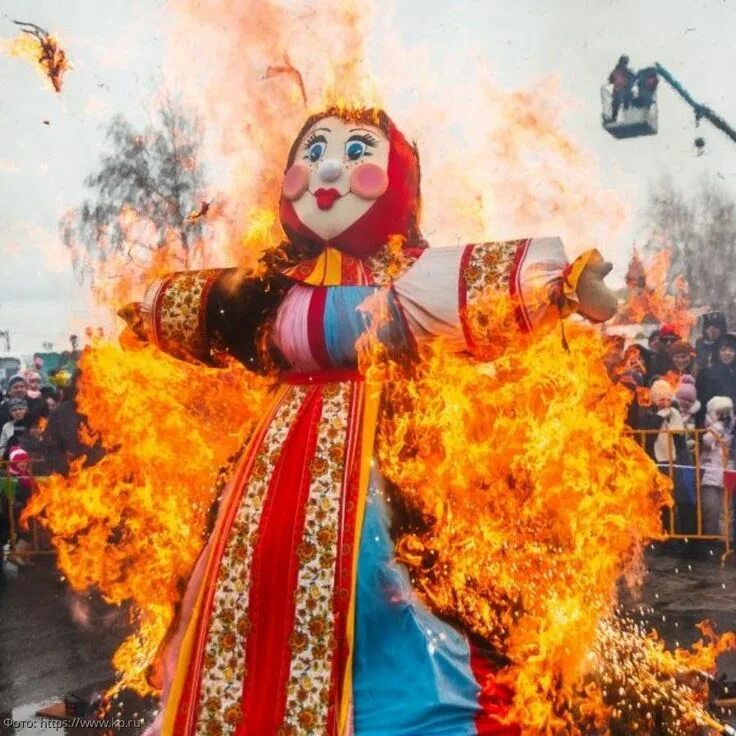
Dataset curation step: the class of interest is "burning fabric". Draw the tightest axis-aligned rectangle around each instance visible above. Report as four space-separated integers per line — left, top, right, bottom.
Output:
5 20 70 93
27 104 735 736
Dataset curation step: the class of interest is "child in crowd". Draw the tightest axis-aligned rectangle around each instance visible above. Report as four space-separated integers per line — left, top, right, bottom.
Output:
675 377 700 455
3 447 36 567
647 379 693 534
648 379 687 463
0 397 29 459
700 396 735 536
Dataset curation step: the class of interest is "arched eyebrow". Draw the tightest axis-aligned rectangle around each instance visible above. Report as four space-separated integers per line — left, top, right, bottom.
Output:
313 127 331 133
349 127 375 134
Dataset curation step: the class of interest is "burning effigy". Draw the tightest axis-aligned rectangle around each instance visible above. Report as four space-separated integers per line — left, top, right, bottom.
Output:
108 105 622 736
25 99 736 736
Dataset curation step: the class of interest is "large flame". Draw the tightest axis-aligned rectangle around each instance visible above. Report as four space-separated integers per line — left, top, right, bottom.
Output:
615 247 696 337
357 288 734 733
25 345 273 694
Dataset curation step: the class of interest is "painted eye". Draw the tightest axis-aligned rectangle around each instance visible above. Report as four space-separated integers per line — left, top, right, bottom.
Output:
345 140 367 161
308 141 326 162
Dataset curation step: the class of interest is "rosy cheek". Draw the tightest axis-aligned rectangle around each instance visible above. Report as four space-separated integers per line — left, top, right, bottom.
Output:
282 164 309 201
349 163 389 200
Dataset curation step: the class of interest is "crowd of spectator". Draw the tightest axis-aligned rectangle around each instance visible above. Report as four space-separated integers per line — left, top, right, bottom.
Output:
609 311 736 540
0 362 102 579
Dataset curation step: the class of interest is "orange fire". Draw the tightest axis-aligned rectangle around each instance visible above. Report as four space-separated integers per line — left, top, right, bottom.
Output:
24 344 273 695
357 287 734 733
615 247 696 337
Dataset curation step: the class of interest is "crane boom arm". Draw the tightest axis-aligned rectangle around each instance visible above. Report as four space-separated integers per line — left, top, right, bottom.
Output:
654 62 736 144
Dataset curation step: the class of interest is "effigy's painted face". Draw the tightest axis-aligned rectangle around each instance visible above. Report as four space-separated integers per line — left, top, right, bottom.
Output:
281 116 391 241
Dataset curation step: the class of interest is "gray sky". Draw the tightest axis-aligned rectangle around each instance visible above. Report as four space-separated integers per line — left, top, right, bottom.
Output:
1 0 735 353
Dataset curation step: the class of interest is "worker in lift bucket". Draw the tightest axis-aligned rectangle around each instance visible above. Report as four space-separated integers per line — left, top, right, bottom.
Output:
609 54 635 121
634 67 659 109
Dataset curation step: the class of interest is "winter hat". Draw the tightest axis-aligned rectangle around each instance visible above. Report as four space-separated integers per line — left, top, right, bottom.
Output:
7 446 29 476
680 374 696 385
676 382 697 404
659 324 680 342
706 396 734 424
7 374 27 390
703 311 727 332
717 333 736 352
649 379 674 403
7 397 27 412
667 340 694 357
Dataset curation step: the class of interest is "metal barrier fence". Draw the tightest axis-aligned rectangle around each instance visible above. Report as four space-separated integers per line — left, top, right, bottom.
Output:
627 427 735 554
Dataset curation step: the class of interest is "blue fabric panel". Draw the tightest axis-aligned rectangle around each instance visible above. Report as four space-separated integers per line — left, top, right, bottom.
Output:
323 287 410 368
323 286 375 367
352 478 480 736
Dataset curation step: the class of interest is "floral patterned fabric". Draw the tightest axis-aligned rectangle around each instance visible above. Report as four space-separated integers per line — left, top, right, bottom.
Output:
281 381 351 734
194 384 306 736
149 270 222 363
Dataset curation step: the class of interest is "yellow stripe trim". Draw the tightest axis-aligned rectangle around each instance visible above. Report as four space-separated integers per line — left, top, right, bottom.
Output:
338 380 381 735
324 247 343 285
161 576 208 735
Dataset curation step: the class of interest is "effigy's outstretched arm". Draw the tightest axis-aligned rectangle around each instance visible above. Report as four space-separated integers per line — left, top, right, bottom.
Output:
119 268 288 371
393 237 617 354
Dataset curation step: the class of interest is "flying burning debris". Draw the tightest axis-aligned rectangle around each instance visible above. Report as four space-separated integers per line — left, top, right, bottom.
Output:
7 21 70 93
185 199 212 224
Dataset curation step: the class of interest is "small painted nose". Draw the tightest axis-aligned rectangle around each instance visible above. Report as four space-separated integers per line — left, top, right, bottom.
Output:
318 159 342 183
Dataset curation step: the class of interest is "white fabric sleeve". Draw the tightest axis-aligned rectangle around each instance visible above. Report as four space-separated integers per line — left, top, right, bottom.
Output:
393 238 571 353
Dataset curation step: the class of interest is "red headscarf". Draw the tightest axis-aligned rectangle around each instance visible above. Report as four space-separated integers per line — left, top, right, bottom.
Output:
279 108 422 258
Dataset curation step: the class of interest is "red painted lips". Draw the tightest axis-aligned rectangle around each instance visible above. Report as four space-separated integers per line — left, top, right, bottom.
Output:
314 188 342 210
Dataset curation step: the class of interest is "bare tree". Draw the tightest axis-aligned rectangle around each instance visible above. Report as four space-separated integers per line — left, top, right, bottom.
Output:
61 97 210 282
646 176 736 323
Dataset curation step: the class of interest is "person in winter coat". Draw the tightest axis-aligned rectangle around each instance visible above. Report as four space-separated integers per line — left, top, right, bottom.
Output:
608 54 635 121
0 375 28 427
696 312 728 371
645 380 685 459
700 396 735 536
621 342 654 384
2 446 36 566
697 332 736 425
0 397 29 459
639 379 693 533
0 373 48 435
667 340 696 380
649 325 680 379
676 377 700 451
